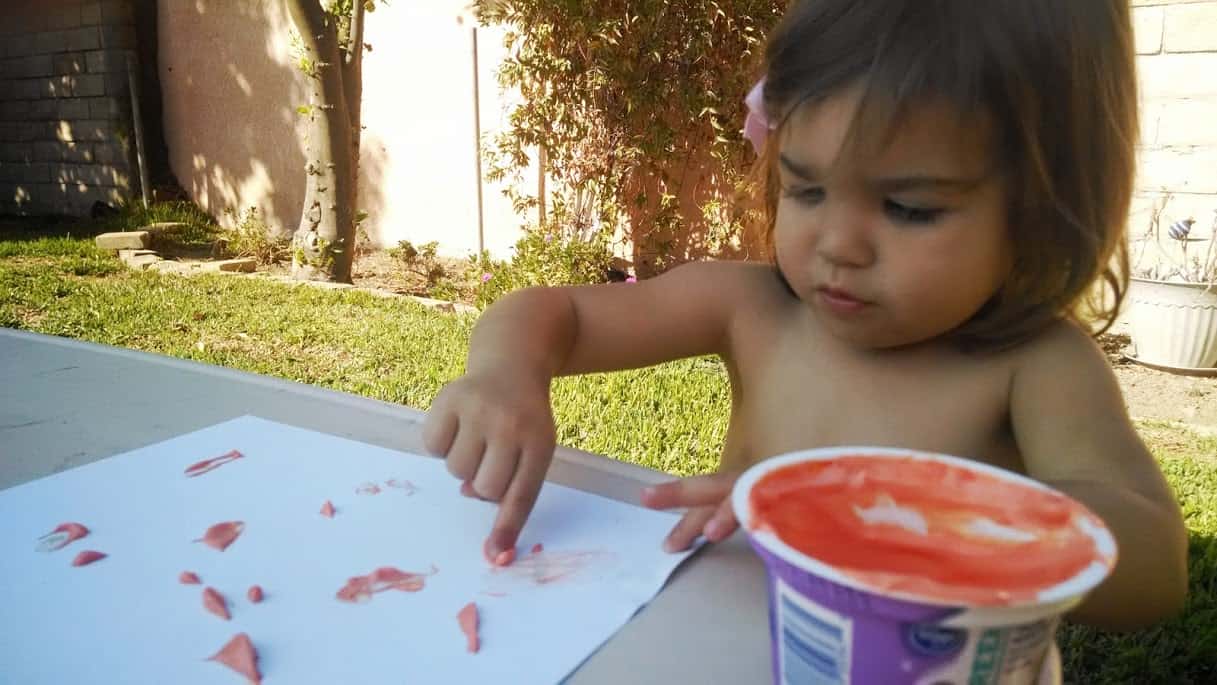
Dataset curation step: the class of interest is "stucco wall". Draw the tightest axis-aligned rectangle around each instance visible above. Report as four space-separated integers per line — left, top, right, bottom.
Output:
158 0 529 257
1132 0 1217 239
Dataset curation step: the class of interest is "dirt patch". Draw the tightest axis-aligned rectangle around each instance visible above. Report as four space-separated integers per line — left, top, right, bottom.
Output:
1100 333 1217 432
259 250 474 301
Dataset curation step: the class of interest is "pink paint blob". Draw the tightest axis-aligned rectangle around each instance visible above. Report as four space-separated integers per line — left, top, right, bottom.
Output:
336 565 438 603
320 500 336 518
531 543 544 554
203 587 230 620
195 521 245 551
185 449 244 477
247 585 264 603
207 633 261 685
457 602 480 653
355 482 382 495
71 550 106 567
179 571 202 585
37 522 90 552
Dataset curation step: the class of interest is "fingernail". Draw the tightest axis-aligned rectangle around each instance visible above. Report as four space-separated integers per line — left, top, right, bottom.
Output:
704 519 724 540
493 547 516 567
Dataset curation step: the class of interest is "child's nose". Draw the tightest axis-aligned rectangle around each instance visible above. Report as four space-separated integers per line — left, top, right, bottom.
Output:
814 213 875 268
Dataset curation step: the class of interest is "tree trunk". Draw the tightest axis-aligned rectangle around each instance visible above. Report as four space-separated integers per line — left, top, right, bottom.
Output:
286 0 363 283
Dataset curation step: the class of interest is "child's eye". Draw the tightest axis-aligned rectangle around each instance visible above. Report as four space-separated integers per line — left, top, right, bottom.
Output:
783 186 825 206
884 200 944 224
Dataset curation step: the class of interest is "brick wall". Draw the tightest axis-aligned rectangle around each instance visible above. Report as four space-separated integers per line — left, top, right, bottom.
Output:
0 0 138 216
1133 0 1217 232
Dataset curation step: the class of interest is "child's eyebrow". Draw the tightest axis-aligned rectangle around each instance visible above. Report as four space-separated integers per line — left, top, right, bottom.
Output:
871 175 988 193
778 154 819 180
779 153 987 193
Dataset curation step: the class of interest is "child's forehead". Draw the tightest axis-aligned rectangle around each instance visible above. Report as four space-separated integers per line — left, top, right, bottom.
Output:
779 88 995 177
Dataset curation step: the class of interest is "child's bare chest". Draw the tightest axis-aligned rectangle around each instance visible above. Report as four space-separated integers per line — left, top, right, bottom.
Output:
723 320 1024 474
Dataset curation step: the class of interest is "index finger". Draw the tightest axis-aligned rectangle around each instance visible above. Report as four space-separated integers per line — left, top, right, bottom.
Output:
484 444 550 565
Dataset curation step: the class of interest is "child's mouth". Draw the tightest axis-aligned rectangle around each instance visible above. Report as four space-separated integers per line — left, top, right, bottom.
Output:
817 286 869 314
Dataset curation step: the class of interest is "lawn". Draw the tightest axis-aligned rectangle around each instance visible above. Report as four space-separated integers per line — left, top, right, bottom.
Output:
2 230 1214 683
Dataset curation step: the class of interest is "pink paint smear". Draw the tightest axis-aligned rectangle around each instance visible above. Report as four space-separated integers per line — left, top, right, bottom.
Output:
208 633 261 685
491 547 610 585
184 449 243 477
356 479 418 496
71 550 106 567
385 478 417 495
37 522 89 552
457 602 480 653
336 565 438 603
195 521 244 551
203 587 230 621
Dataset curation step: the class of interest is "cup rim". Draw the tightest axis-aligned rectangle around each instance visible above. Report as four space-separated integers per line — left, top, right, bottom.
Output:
730 446 1118 610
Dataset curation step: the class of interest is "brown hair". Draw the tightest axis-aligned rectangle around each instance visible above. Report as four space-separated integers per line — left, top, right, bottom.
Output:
752 0 1137 351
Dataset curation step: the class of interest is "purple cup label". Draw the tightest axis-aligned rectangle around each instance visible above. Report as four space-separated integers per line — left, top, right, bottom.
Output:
777 579 852 684
904 624 967 657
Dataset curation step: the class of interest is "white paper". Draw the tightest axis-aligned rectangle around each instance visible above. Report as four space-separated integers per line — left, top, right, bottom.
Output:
0 416 696 684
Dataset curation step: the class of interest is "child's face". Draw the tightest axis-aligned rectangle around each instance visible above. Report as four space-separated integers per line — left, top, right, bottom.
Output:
773 87 1012 350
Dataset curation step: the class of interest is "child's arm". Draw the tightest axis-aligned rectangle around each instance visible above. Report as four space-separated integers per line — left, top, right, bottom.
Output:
1011 323 1188 630
422 261 745 562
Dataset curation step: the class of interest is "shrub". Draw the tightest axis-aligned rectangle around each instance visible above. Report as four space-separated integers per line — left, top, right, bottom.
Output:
218 207 291 265
471 227 616 309
388 240 463 300
478 0 785 268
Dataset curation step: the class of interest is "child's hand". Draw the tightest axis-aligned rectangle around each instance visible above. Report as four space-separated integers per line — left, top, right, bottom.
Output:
422 370 557 564
641 471 741 552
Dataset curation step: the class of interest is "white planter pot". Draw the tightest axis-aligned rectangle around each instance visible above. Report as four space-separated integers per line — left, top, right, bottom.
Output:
1125 277 1217 371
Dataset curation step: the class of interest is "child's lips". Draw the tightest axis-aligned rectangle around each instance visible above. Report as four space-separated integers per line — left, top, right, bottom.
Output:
817 286 869 314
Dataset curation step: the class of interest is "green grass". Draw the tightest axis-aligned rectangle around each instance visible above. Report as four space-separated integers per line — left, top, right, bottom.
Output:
2 231 1214 682
1060 424 1217 684
0 238 728 473
90 200 220 251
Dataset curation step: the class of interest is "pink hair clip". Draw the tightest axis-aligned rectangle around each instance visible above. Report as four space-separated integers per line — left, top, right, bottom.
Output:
742 79 774 155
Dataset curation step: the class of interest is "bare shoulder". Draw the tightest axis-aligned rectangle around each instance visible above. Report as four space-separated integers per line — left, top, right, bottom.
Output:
630 259 795 332
556 260 790 373
1011 318 1109 372
1008 319 1160 492
668 259 800 340
658 259 789 300
1009 319 1123 423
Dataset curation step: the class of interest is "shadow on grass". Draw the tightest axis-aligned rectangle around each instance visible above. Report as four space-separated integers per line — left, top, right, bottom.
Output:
0 216 109 242
0 201 221 258
1060 527 1216 684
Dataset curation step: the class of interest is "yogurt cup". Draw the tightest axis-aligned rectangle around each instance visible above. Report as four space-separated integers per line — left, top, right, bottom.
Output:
731 447 1117 685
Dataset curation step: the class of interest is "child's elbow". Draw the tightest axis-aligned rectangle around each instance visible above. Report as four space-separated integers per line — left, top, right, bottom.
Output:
1158 560 1189 623
1082 559 1188 632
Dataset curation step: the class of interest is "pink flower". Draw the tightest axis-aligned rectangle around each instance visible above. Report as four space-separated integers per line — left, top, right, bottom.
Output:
481 273 492 282
742 79 773 155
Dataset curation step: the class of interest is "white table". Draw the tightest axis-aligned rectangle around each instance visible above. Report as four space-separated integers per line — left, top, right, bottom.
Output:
0 328 771 683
